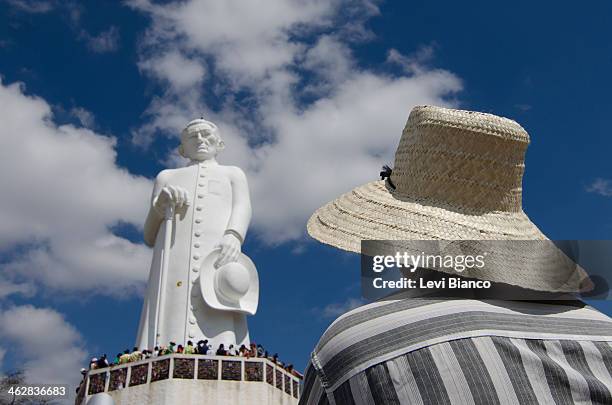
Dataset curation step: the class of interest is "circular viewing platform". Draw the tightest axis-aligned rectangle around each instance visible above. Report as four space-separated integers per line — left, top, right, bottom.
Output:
77 353 301 405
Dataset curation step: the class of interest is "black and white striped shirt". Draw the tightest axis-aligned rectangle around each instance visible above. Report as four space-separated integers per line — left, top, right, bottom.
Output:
300 298 612 405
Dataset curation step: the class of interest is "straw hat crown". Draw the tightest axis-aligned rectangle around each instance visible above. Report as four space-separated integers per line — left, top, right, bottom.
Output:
307 105 546 251
391 106 529 214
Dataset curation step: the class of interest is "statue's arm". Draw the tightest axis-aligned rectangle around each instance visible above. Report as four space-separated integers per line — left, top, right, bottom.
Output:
143 172 167 247
227 167 252 243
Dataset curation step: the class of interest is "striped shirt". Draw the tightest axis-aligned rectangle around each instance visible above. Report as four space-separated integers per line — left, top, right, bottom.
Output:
299 298 612 405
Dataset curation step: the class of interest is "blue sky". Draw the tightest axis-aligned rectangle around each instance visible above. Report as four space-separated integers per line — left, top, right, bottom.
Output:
0 0 611 401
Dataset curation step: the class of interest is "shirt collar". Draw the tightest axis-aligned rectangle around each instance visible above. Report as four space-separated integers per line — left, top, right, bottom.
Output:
187 158 218 167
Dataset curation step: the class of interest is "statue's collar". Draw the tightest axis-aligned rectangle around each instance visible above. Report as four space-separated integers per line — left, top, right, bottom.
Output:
187 159 218 168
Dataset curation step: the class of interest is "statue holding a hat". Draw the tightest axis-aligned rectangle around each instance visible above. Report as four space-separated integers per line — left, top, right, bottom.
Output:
135 118 259 351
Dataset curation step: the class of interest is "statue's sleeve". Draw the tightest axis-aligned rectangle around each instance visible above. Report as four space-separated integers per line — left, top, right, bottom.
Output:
143 172 167 247
227 167 252 242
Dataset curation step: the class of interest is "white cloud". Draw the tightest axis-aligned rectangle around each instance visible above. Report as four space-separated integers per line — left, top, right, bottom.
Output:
0 277 35 299
128 0 462 244
5 0 84 29
139 50 206 92
0 305 86 403
387 45 436 75
587 178 612 197
129 0 339 82
0 79 152 296
70 106 96 128
300 35 355 95
514 103 532 111
320 297 364 318
5 0 54 13
82 26 120 53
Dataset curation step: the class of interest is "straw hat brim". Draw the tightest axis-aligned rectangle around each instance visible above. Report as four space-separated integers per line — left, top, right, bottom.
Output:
308 180 547 249
307 180 591 293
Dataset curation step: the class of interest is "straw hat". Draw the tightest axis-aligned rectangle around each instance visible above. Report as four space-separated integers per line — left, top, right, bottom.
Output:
199 249 259 315
307 105 591 292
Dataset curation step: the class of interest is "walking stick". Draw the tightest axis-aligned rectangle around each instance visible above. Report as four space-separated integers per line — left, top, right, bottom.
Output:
154 203 174 348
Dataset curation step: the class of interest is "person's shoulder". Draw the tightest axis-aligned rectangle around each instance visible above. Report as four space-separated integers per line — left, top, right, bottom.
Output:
218 165 247 181
314 297 452 353
217 164 245 174
315 299 402 350
154 167 188 182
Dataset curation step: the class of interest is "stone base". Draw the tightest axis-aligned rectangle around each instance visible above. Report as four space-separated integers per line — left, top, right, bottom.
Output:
106 379 297 405
78 354 300 405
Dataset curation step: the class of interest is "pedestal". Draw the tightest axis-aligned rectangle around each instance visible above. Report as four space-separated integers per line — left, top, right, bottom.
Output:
77 354 300 405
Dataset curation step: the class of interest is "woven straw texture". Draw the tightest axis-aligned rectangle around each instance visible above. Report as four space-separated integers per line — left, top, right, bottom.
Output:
307 105 588 292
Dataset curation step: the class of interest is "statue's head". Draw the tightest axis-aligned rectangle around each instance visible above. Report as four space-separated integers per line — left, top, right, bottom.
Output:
179 118 225 161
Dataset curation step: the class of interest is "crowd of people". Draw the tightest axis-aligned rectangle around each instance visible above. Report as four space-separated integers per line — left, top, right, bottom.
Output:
84 340 303 379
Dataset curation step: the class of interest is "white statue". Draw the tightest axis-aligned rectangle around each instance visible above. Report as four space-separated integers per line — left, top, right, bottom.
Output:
136 119 258 352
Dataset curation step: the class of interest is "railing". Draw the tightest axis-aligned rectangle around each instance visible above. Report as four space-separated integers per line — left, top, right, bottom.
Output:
77 354 301 404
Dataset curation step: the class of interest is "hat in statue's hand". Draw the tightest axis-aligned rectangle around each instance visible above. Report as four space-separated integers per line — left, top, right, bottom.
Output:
200 249 259 315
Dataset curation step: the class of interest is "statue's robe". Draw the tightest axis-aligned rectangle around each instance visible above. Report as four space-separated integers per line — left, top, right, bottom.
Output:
135 159 251 350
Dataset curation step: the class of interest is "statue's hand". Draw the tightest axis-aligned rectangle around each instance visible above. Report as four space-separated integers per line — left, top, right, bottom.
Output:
154 185 190 215
215 233 241 267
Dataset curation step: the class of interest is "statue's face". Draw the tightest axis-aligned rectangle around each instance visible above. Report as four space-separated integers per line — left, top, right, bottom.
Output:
181 124 221 161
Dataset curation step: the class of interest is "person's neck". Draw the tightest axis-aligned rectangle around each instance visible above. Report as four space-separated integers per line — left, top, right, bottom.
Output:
189 157 217 166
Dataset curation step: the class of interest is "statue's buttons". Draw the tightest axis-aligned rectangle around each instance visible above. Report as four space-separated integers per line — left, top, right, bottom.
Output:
189 317 196 324
198 183 205 187
194 231 201 237
197 194 204 198
194 242 200 248
199 174 205 178
193 254 200 260
188 332 195 338
195 218 202 224
196 206 203 211
192 267 199 273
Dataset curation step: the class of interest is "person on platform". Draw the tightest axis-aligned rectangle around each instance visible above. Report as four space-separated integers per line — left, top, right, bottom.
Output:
228 344 237 356
196 340 209 355
289 366 303 379
184 341 195 354
95 354 109 369
286 364 303 379
129 347 142 362
119 350 131 364
247 342 257 358
216 344 227 356
77 369 87 395
177 344 184 354
238 344 248 357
